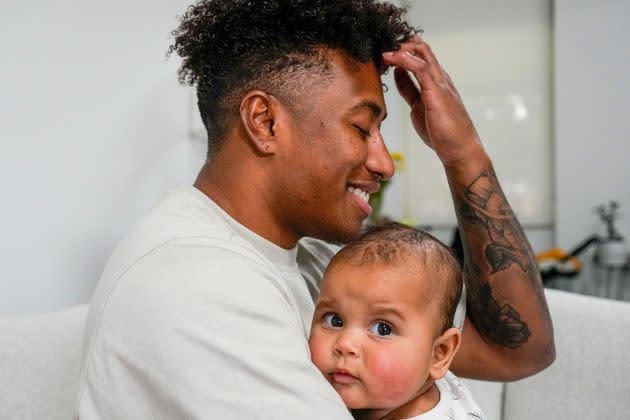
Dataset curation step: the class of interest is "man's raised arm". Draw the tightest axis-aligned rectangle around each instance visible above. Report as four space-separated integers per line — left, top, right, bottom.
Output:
383 37 555 381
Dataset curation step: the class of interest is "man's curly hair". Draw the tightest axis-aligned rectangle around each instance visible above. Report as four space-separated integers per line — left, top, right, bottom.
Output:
168 0 415 155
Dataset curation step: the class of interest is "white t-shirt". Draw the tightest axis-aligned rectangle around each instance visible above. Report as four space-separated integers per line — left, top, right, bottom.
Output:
407 372 486 420
75 185 466 419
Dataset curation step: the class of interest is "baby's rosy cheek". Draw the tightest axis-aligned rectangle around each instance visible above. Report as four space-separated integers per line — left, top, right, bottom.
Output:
308 336 329 372
368 353 418 402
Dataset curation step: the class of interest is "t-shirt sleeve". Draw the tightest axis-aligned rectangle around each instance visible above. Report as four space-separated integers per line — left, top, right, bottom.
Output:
76 238 353 419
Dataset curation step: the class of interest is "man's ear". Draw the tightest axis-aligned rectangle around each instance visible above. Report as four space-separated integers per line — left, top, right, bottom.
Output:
239 91 281 155
429 327 462 381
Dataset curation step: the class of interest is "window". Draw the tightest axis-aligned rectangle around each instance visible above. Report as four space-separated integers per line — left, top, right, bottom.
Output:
382 0 553 228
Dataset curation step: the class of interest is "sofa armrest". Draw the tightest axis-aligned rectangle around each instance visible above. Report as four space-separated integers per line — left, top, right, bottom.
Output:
0 305 88 420
503 289 630 420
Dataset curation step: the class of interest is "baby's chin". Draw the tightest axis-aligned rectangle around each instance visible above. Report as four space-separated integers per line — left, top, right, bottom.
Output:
350 407 398 420
340 392 400 419
331 382 394 412
333 389 363 408
335 390 375 411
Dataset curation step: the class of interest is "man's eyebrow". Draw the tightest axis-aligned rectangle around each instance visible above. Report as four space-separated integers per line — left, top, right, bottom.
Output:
350 100 388 120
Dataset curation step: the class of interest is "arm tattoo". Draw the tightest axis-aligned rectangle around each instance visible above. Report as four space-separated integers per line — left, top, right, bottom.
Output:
459 171 542 348
461 173 538 277
466 261 531 348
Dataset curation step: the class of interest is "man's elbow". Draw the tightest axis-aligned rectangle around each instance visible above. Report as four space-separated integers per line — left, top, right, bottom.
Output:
511 338 556 380
531 339 556 375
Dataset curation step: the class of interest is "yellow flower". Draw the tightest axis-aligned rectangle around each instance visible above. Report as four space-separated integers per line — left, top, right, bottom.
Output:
368 152 406 224
390 152 405 171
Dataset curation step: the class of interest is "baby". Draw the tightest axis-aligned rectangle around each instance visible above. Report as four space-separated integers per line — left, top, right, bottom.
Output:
309 222 486 420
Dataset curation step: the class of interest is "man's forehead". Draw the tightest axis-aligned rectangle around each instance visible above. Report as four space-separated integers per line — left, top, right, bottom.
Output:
323 50 386 105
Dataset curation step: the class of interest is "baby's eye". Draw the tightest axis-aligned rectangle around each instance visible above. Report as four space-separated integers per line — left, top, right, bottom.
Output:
323 313 343 328
369 322 393 336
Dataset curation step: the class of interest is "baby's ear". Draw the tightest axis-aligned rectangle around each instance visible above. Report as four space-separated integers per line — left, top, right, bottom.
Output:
429 327 462 381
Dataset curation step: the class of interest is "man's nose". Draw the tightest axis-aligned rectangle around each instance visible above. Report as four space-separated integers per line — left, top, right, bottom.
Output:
333 329 361 357
366 132 395 181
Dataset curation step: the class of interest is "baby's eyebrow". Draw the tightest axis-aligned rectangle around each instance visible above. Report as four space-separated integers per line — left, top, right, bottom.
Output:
314 297 337 310
370 305 405 321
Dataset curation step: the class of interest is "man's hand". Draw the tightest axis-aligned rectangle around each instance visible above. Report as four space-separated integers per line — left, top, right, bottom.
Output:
382 36 482 168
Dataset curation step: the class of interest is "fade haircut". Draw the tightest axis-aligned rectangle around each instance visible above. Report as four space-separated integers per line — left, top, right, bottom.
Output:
168 0 415 157
327 222 463 335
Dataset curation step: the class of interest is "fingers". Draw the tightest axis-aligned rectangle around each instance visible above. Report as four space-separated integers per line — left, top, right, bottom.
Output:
393 67 420 107
405 36 442 77
383 48 437 96
394 68 427 139
383 37 448 94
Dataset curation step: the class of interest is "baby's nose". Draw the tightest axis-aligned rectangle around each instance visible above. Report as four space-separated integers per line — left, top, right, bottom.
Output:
333 329 361 357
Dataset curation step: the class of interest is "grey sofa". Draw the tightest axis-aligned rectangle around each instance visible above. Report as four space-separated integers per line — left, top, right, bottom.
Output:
463 289 630 419
1 289 629 420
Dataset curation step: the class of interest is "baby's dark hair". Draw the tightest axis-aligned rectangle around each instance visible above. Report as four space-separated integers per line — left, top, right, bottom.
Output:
168 0 415 156
328 222 463 335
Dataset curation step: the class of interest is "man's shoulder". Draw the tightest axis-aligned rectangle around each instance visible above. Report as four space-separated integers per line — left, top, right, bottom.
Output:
134 185 235 241
83 210 296 360
108 185 251 272
98 224 276 305
88 186 279 325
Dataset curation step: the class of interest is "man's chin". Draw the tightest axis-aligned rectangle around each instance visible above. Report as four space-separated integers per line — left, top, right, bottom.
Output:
310 222 365 245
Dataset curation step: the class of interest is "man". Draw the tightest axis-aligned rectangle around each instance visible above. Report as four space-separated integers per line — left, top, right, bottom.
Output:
75 1 554 418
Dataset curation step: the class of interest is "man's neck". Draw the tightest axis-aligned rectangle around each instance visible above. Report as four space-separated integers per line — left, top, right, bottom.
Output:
194 161 300 249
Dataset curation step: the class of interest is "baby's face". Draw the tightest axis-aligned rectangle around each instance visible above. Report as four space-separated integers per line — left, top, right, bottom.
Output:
308 260 439 410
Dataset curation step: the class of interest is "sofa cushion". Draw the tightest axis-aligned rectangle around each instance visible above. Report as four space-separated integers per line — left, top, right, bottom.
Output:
0 305 88 420
504 290 630 420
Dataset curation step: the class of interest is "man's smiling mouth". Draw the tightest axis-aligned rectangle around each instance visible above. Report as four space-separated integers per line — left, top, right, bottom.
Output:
347 186 371 203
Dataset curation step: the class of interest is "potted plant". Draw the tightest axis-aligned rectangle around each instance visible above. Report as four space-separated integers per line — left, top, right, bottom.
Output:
595 201 626 267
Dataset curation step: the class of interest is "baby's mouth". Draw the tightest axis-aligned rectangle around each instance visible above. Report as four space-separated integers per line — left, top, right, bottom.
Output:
330 368 359 384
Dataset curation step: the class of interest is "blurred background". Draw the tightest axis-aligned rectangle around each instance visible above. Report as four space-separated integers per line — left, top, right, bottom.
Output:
1 0 628 316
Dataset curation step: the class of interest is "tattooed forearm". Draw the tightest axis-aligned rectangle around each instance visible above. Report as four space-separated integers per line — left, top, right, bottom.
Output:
466 270 531 348
458 171 543 348
461 172 539 283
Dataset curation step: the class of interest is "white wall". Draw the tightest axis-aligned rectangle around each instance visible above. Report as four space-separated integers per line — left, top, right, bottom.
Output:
554 0 630 271
386 0 630 264
384 1 555 254
401 0 554 229
0 0 205 316
3 0 628 316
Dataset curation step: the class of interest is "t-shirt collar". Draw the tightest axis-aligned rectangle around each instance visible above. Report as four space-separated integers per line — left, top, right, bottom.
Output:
188 185 299 269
